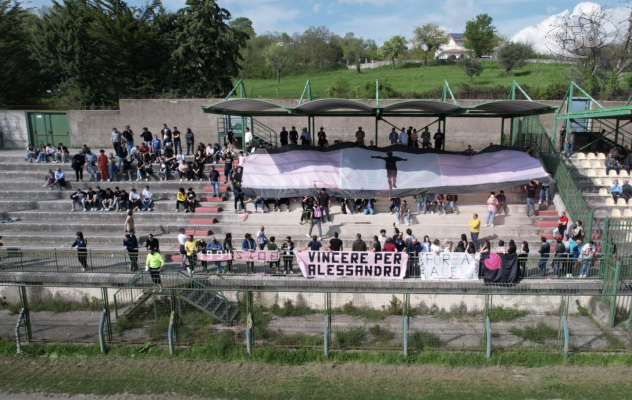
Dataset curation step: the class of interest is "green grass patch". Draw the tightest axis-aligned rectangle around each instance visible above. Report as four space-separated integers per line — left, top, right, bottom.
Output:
3 295 103 314
240 60 573 100
335 327 366 348
510 322 558 344
409 331 445 350
274 333 324 347
270 299 317 317
369 324 392 344
487 306 529 322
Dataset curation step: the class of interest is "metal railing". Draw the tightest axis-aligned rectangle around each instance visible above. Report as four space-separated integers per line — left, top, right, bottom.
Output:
0 247 620 282
521 115 594 235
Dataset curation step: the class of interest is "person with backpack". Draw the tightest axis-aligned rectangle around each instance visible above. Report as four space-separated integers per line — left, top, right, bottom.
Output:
306 199 323 240
71 231 88 271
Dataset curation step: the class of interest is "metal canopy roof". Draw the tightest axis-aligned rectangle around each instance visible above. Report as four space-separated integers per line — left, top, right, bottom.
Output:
201 99 290 116
381 100 463 115
294 98 373 114
465 100 556 116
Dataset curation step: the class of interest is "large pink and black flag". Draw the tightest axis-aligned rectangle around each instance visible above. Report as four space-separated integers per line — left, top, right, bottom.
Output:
241 144 548 198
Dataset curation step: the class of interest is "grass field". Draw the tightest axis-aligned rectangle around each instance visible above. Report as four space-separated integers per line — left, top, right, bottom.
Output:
239 61 573 100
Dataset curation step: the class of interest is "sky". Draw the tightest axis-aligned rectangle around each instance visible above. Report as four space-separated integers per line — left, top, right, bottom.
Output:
25 0 631 53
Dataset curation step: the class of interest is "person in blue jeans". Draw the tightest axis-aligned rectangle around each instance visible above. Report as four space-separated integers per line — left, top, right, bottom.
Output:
538 237 550 277
363 198 375 215
254 196 266 213
579 241 596 278
525 180 538 217
208 166 220 197
564 129 574 157
205 236 224 272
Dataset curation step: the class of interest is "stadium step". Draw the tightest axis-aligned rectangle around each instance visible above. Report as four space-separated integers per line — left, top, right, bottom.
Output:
188 218 218 224
184 229 212 236
536 220 558 228
199 196 226 202
195 206 222 213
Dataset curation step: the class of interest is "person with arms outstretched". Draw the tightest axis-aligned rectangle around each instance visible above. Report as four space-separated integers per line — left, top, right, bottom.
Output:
371 152 407 190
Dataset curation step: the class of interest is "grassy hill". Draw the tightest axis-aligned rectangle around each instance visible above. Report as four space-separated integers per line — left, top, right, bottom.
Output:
238 60 573 100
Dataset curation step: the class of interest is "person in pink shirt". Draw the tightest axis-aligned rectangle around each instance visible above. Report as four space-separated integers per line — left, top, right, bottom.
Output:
485 192 498 227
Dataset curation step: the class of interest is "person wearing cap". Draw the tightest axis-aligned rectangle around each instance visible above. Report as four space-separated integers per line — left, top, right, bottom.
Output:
128 188 141 211
141 185 154 211
145 247 164 293
355 127 365 145
242 233 257 273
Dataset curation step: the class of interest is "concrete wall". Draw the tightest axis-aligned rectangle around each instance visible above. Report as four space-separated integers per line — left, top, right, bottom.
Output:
6 98 628 151
0 110 29 149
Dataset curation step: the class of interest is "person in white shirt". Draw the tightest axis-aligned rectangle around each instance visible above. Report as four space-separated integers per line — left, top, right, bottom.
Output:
206 144 214 157
176 151 185 164
129 145 139 162
53 168 65 190
378 229 387 248
177 228 188 270
430 239 441 254
46 145 58 163
579 241 596 278
245 127 253 145
399 130 409 146
128 188 141 211
238 151 246 167
141 185 154 211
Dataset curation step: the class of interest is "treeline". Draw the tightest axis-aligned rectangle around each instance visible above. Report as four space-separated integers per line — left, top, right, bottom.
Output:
1 0 247 107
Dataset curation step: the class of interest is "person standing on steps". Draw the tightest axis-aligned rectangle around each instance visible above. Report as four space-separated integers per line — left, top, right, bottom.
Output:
124 210 135 234
185 128 195 155
145 247 164 293
355 126 366 145
525 179 538 217
314 184 332 224
289 126 299 145
559 126 567 153
371 152 407 191
123 233 139 271
70 231 88 271
71 151 86 182
564 128 575 158
306 199 323 240
469 213 480 250
280 127 289 146
242 233 257 274
172 126 182 154
111 127 122 157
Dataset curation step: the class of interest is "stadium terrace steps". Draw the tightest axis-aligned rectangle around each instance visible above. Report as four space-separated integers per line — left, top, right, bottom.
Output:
0 149 561 255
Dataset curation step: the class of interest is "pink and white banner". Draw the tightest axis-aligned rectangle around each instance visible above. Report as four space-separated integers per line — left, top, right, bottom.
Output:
296 251 408 279
233 250 280 262
242 145 548 198
197 253 233 262
419 252 479 280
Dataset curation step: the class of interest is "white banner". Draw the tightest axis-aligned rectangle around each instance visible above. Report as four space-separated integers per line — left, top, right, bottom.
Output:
419 253 479 280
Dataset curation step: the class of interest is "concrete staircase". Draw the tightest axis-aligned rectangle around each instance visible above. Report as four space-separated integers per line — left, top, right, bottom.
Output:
0 149 562 260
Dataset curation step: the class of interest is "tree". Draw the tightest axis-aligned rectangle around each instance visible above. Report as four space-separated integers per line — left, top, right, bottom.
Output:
412 23 448 65
458 57 483 82
464 14 496 58
292 26 342 67
263 42 294 83
229 16 254 40
496 41 533 75
381 35 407 69
0 0 43 104
171 0 248 97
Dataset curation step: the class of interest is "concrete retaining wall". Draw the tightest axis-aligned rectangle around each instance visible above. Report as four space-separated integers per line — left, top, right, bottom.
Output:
0 110 29 150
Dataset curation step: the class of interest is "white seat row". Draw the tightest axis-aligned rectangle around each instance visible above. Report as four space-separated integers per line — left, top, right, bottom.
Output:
577 152 606 160
604 197 632 207
611 208 632 217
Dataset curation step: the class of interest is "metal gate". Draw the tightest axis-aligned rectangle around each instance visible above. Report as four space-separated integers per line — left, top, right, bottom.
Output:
26 112 70 147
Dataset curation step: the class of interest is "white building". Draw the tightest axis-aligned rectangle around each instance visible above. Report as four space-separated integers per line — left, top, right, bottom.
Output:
435 33 468 60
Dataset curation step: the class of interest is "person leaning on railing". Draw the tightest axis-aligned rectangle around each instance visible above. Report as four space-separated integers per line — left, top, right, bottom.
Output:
145 247 164 293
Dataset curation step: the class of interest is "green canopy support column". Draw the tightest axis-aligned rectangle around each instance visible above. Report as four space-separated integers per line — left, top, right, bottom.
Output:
17 286 31 342
101 288 112 342
553 118 558 152
615 119 620 147
441 117 446 151
500 118 505 146
375 117 379 146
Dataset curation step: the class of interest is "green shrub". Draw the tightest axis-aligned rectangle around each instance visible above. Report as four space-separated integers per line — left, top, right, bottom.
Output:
509 322 557 344
270 300 315 317
369 325 392 343
488 307 529 322
409 331 444 350
335 327 366 348
387 296 403 315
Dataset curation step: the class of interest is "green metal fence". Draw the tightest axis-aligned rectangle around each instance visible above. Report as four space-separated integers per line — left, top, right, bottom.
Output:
520 116 594 235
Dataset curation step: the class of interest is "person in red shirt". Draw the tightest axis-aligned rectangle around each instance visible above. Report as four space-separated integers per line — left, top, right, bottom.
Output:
97 149 109 182
553 211 569 238
383 237 397 252
139 143 151 163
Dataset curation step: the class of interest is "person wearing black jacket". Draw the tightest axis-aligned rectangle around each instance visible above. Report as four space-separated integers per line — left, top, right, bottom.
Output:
70 189 87 212
145 233 160 252
185 128 195 155
141 127 153 147
71 152 85 182
123 233 139 271
280 127 289 146
289 126 299 145
71 231 88 271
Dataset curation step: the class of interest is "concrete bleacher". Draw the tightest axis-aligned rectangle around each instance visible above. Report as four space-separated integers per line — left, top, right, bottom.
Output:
0 149 561 261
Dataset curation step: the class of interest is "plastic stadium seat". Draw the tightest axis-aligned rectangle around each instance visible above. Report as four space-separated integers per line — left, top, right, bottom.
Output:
603 178 613 187
624 209 632 217
593 178 604 186
576 152 586 160
599 188 609 197
596 169 608 178
617 198 627 207
611 208 622 217
620 170 630 178
592 160 603 168
609 170 619 177
581 160 592 169
605 198 616 206
586 169 597 177
587 153 596 160
597 153 606 160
